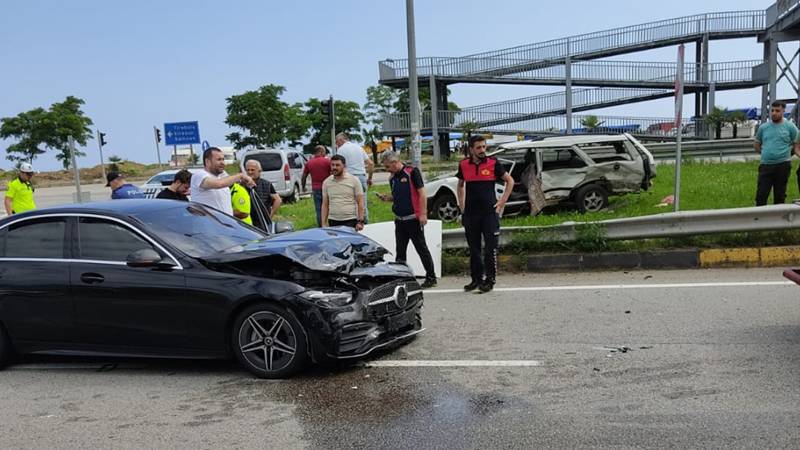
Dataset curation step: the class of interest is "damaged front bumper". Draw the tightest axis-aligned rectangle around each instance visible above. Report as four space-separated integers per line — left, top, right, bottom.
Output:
295 278 425 361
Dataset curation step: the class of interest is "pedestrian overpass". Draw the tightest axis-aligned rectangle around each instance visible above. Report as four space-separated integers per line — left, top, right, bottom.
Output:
378 1 800 153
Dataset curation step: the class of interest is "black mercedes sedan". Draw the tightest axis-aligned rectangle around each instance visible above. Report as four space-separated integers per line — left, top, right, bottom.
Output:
0 200 423 378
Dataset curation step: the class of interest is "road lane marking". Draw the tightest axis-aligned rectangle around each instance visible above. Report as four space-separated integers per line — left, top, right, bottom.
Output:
425 281 794 294
365 360 542 367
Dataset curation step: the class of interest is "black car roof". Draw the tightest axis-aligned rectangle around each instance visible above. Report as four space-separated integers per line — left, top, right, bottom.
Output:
0 199 185 225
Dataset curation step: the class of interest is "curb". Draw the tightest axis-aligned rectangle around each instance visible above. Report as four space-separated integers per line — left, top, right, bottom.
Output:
443 246 800 274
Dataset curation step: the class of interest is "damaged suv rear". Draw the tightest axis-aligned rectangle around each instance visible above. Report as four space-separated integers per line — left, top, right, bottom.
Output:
0 200 422 379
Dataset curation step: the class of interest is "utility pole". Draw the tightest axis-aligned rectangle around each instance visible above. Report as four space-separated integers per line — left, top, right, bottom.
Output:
406 0 422 168
330 95 336 154
153 126 163 168
674 44 685 212
96 130 106 182
69 136 83 203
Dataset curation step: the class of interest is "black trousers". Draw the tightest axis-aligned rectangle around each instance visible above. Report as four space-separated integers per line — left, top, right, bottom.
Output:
462 213 500 284
329 218 358 229
756 162 791 206
395 219 436 280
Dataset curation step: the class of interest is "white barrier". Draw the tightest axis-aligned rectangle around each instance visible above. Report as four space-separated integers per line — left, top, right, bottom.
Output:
361 220 442 278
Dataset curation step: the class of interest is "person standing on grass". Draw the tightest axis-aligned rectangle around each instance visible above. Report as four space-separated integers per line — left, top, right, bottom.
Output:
4 163 36 215
457 135 514 294
191 147 255 215
335 133 373 223
302 145 331 226
321 155 364 230
755 100 800 206
376 151 437 289
245 159 282 226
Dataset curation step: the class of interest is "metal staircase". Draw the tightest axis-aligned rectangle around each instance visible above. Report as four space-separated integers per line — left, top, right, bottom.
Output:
379 11 766 83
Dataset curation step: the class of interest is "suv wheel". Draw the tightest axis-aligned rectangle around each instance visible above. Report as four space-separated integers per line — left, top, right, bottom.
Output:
575 184 608 213
232 303 308 379
286 184 299 203
431 193 460 223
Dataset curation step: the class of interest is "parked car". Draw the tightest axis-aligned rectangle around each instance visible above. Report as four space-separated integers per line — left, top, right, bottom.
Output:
426 133 656 221
0 200 423 378
140 168 206 198
239 149 308 203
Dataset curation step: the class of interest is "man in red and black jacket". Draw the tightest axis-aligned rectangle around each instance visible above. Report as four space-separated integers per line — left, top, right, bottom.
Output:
456 135 514 293
377 151 437 288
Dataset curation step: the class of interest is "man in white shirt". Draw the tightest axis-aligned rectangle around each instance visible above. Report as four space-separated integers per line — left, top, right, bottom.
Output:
335 133 374 222
190 147 255 215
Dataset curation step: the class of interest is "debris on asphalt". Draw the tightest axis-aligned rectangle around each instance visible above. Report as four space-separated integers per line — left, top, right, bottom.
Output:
624 310 631 314
593 368 600 372
639 346 653 350
644 275 653 280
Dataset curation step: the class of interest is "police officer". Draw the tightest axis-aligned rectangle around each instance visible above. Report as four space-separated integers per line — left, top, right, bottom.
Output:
4 163 36 215
230 181 253 225
456 135 514 293
376 151 437 289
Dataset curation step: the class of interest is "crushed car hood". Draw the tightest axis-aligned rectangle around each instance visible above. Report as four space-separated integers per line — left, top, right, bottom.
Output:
201 227 392 274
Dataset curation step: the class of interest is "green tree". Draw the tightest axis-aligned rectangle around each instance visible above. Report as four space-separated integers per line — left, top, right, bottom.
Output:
49 96 93 169
225 84 308 149
108 154 122 172
304 98 364 151
1 95 93 169
0 107 51 164
726 110 747 138
705 107 727 139
393 86 459 113
580 115 606 132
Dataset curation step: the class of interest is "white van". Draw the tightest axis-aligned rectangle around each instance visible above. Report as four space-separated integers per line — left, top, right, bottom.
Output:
239 149 308 202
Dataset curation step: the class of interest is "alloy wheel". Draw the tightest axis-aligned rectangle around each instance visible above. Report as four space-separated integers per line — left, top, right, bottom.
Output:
437 201 460 222
237 311 298 373
583 192 605 212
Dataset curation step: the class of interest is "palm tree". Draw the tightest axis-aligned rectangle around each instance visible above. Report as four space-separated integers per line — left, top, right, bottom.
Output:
108 154 122 172
726 110 747 138
580 115 606 133
704 107 727 139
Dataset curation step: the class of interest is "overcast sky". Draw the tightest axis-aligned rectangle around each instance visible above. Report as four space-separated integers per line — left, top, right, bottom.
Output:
0 0 782 170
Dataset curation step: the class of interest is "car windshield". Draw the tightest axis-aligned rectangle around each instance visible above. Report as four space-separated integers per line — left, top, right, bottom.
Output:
134 203 267 258
145 173 176 185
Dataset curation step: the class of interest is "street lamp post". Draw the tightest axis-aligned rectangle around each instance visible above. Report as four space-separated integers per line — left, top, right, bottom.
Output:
406 0 422 168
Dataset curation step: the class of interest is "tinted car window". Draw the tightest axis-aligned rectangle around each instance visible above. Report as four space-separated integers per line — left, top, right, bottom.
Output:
287 152 303 169
135 203 266 258
146 173 176 186
4 218 66 258
78 218 155 261
246 153 283 172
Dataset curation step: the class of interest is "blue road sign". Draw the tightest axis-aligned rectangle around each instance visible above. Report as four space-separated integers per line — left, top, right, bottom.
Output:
202 140 210 150
164 121 200 146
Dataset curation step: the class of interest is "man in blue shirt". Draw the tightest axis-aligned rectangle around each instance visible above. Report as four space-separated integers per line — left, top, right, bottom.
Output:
755 101 800 206
106 172 146 199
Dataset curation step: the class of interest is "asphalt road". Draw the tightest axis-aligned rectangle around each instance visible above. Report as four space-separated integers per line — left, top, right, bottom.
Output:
1 268 799 449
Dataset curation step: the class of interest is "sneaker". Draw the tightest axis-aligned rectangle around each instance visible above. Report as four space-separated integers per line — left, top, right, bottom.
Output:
463 281 481 292
421 278 437 289
478 282 494 294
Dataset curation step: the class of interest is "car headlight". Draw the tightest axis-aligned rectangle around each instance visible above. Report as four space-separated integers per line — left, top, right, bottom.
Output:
299 290 354 307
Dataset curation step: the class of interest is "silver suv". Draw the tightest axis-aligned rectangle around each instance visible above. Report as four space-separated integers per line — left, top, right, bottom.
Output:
426 133 656 221
239 149 308 202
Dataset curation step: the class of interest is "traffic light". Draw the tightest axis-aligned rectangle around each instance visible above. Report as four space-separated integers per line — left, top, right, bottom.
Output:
99 132 107 147
155 128 162 143
320 100 331 122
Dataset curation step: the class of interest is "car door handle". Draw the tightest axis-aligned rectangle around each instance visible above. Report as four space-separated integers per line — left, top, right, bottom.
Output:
80 273 105 284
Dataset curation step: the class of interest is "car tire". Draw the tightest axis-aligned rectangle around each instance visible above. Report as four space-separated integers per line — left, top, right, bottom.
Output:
0 323 13 369
286 184 299 204
575 184 608 213
430 193 460 223
231 303 308 379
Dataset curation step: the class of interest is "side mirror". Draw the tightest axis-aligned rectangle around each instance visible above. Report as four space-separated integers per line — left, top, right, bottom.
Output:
127 249 169 268
274 221 294 234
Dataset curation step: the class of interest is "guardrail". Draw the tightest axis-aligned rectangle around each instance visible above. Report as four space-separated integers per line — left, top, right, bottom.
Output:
442 204 800 249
